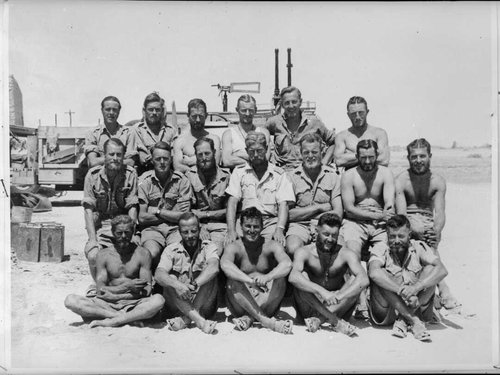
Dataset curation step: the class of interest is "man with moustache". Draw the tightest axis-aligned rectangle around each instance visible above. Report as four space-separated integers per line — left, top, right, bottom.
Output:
368 215 448 341
82 138 139 281
286 133 343 257
137 142 192 269
224 131 295 247
155 213 219 334
340 139 395 319
395 138 460 313
221 94 271 170
221 207 293 334
186 137 230 256
264 86 336 171
128 92 178 175
289 213 367 335
173 98 221 173
65 215 165 328
84 96 135 168
333 96 390 170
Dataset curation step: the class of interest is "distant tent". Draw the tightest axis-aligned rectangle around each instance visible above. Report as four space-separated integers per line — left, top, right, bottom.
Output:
9 75 24 126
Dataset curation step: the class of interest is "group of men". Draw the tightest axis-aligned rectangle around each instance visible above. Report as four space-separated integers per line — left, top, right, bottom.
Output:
64 87 458 341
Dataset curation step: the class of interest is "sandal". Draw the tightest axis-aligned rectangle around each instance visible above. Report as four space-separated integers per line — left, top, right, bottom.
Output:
232 315 253 331
304 317 321 333
272 319 293 335
331 319 357 337
410 320 431 342
166 317 188 332
391 318 408 338
200 320 217 334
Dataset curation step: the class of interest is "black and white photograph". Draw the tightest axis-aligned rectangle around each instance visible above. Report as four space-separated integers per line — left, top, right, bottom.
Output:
2 1 499 373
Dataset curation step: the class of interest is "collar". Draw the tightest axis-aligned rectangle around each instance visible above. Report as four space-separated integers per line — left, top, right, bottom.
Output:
98 165 125 184
97 123 123 136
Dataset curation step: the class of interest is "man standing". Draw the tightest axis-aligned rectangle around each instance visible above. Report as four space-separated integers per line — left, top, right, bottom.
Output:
264 86 335 171
186 137 230 256
333 96 390 169
225 132 295 247
155 213 219 334
173 98 221 173
138 142 192 268
395 138 459 312
221 94 270 169
289 213 367 335
286 133 343 257
84 96 135 167
221 207 293 334
65 215 164 328
82 138 138 281
128 92 178 175
368 215 448 341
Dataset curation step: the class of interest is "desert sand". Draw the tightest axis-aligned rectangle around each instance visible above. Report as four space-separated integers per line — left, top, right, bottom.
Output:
8 149 497 373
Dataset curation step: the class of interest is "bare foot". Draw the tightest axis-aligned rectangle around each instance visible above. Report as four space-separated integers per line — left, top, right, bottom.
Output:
331 319 357 337
198 319 217 334
89 318 117 328
304 317 321 333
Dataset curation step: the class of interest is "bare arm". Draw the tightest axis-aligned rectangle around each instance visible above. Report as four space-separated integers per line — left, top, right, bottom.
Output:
157 204 190 224
193 208 227 222
399 257 448 300
272 201 289 245
341 172 381 221
86 152 104 168
289 248 329 297
193 258 219 287
289 203 331 222
138 203 163 226
172 138 191 173
225 195 239 244
368 260 401 294
220 243 254 284
212 134 222 167
138 250 153 296
394 175 408 215
83 206 98 242
264 243 292 281
432 178 446 244
128 205 138 223
221 130 247 168
336 250 369 300
333 134 358 168
382 168 396 212
375 129 390 166
323 144 335 165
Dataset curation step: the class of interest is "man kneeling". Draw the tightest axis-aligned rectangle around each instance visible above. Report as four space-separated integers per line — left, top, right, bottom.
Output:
221 207 293 334
368 215 448 341
155 212 219 334
289 213 367 336
64 215 164 328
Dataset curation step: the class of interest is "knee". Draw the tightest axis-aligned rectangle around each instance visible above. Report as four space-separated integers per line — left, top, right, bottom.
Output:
64 294 80 310
286 237 304 257
143 241 161 259
86 248 98 266
226 279 244 294
151 294 165 309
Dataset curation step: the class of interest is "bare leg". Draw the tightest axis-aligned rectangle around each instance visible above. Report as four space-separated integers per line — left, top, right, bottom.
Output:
89 294 165 328
286 235 305 259
64 294 119 320
142 240 163 270
259 277 287 317
345 241 369 319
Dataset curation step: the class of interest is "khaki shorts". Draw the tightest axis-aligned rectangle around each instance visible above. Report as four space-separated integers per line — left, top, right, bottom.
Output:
407 211 434 241
201 222 227 255
286 219 319 244
89 296 145 312
339 218 387 256
140 225 181 248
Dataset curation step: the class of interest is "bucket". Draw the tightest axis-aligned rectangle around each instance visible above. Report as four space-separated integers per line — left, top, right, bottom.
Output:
11 206 33 223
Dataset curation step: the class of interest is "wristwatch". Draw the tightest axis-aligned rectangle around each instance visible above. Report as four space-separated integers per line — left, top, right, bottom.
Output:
155 208 161 216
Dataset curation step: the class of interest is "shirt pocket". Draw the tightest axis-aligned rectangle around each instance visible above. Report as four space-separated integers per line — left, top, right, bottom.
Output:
260 183 277 209
315 179 332 203
406 256 423 275
163 191 179 210
241 180 258 200
115 186 131 208
294 182 312 206
94 189 109 213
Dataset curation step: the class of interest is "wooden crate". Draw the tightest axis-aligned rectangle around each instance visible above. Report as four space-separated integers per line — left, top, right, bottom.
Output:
39 223 65 262
12 223 41 262
38 168 76 184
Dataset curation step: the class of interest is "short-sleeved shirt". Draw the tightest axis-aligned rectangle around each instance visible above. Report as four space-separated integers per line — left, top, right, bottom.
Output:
225 162 295 217
83 124 134 159
264 112 335 170
81 165 138 221
186 166 230 215
128 121 178 166
290 164 340 225
158 240 219 281
368 239 438 285
138 170 192 211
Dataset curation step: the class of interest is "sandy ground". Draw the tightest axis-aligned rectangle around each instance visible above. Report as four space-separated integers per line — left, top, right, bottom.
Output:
8 180 497 373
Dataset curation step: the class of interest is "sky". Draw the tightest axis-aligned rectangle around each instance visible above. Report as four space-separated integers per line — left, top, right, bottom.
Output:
7 1 497 147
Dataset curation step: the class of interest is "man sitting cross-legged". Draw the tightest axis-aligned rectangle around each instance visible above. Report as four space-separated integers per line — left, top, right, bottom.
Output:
64 215 164 328
368 215 448 342
154 212 219 334
289 213 367 336
221 207 293 334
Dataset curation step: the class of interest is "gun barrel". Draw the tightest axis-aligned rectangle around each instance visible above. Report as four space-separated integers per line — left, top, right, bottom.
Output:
274 48 280 106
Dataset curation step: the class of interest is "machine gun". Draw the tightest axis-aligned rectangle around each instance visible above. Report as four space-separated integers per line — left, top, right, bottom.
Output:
211 82 261 112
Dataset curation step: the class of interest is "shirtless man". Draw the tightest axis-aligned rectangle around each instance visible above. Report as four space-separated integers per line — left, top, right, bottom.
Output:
221 207 293 334
333 96 389 170
64 215 164 328
289 213 367 336
340 139 395 318
173 98 221 172
221 94 270 169
368 215 448 341
395 138 459 312
155 213 219 334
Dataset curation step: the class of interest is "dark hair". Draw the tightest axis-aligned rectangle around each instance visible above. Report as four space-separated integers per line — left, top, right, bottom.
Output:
104 138 125 154
101 96 121 109
143 92 164 110
193 137 215 152
407 138 431 155
279 86 302 100
245 131 267 148
151 141 172 154
239 207 263 226
111 214 135 231
317 213 342 229
386 215 411 231
356 139 378 155
187 98 207 115
300 133 323 149
237 94 257 110
178 212 200 227
346 96 368 111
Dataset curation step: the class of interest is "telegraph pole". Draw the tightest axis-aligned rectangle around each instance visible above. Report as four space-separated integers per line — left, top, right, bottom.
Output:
65 109 75 127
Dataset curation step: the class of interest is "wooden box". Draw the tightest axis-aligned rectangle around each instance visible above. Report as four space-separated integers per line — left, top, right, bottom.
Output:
12 223 41 262
39 223 65 262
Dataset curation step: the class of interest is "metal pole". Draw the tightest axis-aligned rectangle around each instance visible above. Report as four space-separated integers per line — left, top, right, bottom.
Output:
287 48 293 87
273 48 280 107
55 113 58 127
65 109 75 127
223 91 228 112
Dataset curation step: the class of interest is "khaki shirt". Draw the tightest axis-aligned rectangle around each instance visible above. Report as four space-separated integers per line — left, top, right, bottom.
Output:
158 240 219 282
83 124 134 159
138 170 192 211
264 112 335 171
81 165 138 220
368 239 438 285
186 166 230 213
290 165 341 225
225 162 295 217
128 121 178 166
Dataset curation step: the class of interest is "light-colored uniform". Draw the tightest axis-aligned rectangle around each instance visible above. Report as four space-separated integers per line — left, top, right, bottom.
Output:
83 124 134 160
